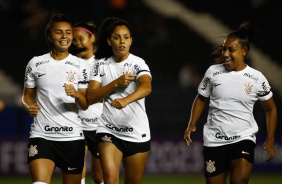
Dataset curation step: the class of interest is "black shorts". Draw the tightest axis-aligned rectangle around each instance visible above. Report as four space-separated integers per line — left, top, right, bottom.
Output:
83 130 99 158
27 138 85 174
96 133 150 157
203 140 256 177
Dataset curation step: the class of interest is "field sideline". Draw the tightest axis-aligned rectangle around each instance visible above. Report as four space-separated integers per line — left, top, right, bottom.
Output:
1 173 282 184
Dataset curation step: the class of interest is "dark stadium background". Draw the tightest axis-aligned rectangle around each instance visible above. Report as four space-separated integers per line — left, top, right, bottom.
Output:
0 0 281 181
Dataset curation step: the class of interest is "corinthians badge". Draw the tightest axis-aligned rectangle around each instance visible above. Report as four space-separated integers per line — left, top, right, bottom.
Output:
28 145 38 157
206 160 216 173
66 70 77 82
244 83 253 94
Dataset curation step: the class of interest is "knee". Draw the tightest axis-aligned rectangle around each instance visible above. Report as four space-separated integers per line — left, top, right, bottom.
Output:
103 173 118 184
231 176 250 184
91 171 104 183
103 178 117 184
92 175 104 184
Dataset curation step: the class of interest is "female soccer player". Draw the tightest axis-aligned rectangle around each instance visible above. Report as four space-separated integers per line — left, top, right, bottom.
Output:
87 17 152 184
22 14 89 184
184 22 277 184
72 22 104 184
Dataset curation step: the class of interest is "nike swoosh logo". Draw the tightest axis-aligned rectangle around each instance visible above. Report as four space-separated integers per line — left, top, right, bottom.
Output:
100 73 105 77
67 167 77 170
38 73 46 77
214 83 222 87
242 151 250 155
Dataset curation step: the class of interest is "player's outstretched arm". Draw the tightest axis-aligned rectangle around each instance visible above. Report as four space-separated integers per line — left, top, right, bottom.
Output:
260 97 277 161
184 94 208 146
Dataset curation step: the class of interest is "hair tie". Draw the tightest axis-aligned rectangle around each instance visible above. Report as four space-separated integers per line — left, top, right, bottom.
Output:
73 27 93 35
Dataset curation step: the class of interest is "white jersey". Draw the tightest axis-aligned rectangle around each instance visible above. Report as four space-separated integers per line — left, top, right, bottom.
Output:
78 56 103 131
90 54 151 142
24 53 90 141
198 64 272 147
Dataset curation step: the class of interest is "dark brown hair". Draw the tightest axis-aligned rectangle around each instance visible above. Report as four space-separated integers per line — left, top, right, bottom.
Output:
213 21 255 64
95 17 134 60
45 14 72 51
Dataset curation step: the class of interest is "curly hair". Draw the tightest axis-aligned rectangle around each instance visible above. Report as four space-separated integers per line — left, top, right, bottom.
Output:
95 17 134 60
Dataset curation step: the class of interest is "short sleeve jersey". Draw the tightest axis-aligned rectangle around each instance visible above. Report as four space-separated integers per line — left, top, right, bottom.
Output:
90 54 151 142
24 53 89 141
198 64 272 147
78 56 103 131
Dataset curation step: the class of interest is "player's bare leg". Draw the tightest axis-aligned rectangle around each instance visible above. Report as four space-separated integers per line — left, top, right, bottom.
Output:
91 154 104 183
98 142 123 184
122 151 149 184
81 146 88 184
29 159 55 184
229 158 253 184
61 171 82 184
205 170 228 184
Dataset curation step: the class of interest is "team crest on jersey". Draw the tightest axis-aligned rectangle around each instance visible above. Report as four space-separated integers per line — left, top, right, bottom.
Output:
66 70 76 82
123 63 131 74
206 160 216 173
244 83 253 94
28 145 38 157
101 135 112 142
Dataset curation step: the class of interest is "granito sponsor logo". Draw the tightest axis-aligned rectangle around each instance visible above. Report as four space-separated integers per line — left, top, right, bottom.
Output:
201 77 210 90
215 133 240 140
35 60 49 67
79 116 97 123
65 61 79 68
243 73 258 82
25 67 32 82
44 125 73 133
213 71 222 77
106 124 133 133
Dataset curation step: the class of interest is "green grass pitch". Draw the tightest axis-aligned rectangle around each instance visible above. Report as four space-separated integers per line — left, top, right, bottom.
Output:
1 173 282 184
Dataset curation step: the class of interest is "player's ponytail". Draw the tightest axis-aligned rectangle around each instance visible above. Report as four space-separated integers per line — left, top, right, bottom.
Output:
213 21 256 64
228 21 255 52
239 22 255 43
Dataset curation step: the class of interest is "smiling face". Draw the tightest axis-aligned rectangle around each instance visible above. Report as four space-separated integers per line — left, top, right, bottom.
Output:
48 21 73 53
222 37 248 71
107 25 132 62
72 29 95 59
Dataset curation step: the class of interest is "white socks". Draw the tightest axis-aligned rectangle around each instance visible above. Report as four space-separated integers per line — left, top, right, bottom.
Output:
81 177 86 184
32 182 47 184
81 177 104 184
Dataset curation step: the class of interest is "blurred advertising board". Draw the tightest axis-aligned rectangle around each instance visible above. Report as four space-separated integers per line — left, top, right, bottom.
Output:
1 135 281 175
